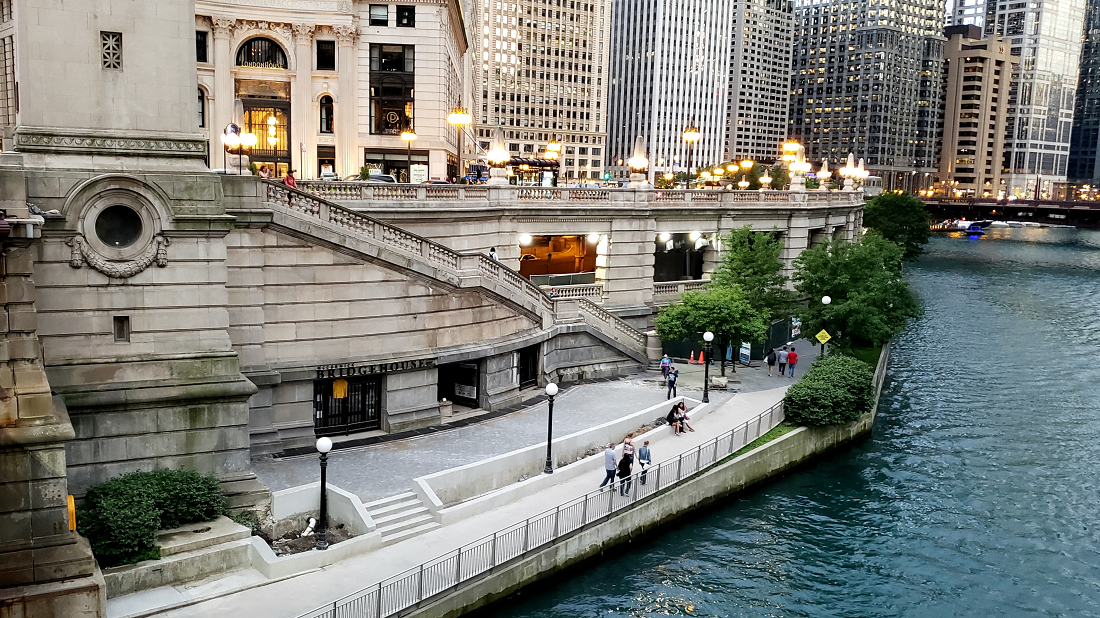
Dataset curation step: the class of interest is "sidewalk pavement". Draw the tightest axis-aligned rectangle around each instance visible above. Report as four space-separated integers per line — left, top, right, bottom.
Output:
656 337 820 394
157 386 790 618
253 375 736 502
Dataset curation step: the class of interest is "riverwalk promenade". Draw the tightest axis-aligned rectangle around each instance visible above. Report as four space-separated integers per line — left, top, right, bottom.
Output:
106 345 818 618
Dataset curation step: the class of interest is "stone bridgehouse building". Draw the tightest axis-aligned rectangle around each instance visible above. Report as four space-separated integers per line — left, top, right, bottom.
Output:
0 0 863 614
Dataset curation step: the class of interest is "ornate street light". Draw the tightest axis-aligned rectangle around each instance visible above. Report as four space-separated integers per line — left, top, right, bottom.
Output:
400 129 417 183
683 124 701 176
315 437 333 551
627 135 650 188
543 383 559 474
486 125 511 185
447 108 472 180
759 171 773 190
702 331 714 403
738 175 750 190
817 160 832 189
740 159 754 170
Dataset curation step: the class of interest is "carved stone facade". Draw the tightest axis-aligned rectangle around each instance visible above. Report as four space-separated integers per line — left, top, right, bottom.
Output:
196 0 469 181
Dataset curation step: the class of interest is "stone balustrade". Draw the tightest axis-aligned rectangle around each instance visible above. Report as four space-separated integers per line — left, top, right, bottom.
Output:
540 282 605 301
294 181 864 207
652 280 709 296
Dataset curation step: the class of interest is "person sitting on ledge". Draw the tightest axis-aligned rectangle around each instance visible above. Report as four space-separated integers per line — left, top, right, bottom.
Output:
676 401 696 432
666 404 683 435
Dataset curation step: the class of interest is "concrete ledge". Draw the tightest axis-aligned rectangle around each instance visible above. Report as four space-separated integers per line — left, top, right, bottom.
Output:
414 396 716 525
103 538 251 599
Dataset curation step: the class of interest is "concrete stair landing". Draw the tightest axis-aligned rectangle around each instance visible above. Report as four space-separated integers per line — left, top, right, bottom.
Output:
363 492 440 546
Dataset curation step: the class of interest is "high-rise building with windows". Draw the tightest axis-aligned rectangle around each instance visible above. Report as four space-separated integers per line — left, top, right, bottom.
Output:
787 0 944 191
1069 0 1100 183
605 0 735 182
965 0 1086 197
724 0 795 162
468 0 612 181
938 25 1017 197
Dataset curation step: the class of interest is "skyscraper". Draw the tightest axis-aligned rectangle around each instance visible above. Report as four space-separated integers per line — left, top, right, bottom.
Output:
468 0 612 181
977 0 1086 197
1069 0 1100 183
787 0 945 191
724 0 795 163
605 0 734 182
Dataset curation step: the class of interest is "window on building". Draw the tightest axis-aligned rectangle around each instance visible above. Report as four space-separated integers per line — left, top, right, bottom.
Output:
196 31 208 63
370 4 389 26
198 88 205 127
113 316 130 343
236 38 288 69
317 40 336 71
320 95 334 133
101 31 122 70
396 5 415 26
369 44 414 134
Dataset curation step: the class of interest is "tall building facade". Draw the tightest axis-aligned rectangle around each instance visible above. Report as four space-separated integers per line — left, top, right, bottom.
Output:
723 0 795 162
977 0 1086 197
1069 0 1100 183
605 0 734 182
196 0 467 181
788 0 945 191
938 25 1017 197
467 0 612 180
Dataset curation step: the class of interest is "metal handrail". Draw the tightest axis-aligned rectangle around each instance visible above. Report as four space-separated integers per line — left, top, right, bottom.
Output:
297 400 785 618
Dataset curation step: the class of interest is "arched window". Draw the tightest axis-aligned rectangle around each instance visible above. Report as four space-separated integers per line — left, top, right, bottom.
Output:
235 38 288 69
198 88 206 127
320 95 334 134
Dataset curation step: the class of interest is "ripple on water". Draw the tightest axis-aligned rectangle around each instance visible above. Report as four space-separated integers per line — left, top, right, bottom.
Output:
484 229 1100 618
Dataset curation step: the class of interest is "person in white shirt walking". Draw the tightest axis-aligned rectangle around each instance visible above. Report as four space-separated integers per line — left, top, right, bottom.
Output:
777 346 789 377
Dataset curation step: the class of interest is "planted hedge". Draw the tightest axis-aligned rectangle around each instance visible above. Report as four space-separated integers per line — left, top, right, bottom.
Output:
783 354 875 426
78 469 225 568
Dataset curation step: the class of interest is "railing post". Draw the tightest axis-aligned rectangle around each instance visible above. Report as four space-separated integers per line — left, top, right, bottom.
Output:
655 464 662 490
607 483 614 516
490 534 497 568
523 519 530 551
676 454 683 481
581 494 588 525
454 548 462 587
553 506 560 538
417 564 424 602
376 582 383 618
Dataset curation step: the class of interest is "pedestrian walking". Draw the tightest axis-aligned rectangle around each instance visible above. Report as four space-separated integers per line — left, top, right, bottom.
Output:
638 440 652 485
778 346 789 376
660 354 671 384
787 347 798 377
617 451 633 496
666 365 678 399
599 443 617 488
666 404 682 435
488 247 498 261
766 349 777 376
621 433 635 464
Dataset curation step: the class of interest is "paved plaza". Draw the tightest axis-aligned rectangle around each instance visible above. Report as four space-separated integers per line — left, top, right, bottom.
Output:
252 339 817 502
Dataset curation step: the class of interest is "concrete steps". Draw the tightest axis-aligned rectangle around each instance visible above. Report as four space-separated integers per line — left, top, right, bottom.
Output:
364 492 441 546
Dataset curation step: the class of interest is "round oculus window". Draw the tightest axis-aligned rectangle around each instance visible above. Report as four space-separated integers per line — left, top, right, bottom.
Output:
94 205 144 248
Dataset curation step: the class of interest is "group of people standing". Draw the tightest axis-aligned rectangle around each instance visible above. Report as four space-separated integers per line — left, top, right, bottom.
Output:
765 345 798 377
600 434 651 496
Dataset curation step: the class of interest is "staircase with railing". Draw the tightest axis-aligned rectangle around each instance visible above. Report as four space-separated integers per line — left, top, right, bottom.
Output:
257 181 648 360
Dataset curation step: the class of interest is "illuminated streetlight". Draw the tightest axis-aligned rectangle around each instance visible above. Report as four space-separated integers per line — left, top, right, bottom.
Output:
447 108 472 179
400 129 417 183
683 124 701 177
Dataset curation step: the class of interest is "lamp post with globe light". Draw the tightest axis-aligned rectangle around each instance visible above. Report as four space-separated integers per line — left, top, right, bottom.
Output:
682 124 701 179
543 383 559 474
627 135 650 188
702 331 714 403
447 108 472 180
400 129 417 182
820 295 832 355
315 437 333 551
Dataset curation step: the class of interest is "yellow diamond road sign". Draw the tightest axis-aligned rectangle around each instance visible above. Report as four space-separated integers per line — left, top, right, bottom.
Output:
815 329 832 345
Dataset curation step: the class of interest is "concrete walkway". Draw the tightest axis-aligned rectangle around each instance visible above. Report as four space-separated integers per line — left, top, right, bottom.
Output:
252 337 816 503
155 386 789 618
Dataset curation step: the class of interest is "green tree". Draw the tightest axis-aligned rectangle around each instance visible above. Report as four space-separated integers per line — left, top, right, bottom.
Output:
767 165 789 189
792 233 922 349
710 225 793 321
783 354 875 426
862 192 931 261
655 286 768 374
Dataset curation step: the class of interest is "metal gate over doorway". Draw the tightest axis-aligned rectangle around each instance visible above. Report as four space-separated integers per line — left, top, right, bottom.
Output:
313 377 382 436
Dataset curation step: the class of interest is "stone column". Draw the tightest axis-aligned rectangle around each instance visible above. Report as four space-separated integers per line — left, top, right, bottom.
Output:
335 25 360 179
0 163 103 617
211 17 236 145
603 217 656 310
292 24 315 179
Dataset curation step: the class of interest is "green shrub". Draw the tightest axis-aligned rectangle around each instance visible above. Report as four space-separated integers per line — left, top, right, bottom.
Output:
78 469 225 568
783 354 875 426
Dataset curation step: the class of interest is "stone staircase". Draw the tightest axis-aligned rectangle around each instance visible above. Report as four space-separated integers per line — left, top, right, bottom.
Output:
363 492 440 546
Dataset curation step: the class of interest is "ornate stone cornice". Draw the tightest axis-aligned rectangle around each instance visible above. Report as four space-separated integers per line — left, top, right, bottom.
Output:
14 128 208 159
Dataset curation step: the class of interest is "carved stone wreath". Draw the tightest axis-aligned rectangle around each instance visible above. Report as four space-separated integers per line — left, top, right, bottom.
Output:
67 235 170 278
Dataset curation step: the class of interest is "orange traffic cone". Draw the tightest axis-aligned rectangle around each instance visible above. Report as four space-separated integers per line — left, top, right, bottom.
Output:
699 350 705 365
689 351 695 364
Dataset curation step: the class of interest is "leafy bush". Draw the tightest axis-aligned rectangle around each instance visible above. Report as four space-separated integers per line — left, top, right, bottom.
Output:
78 469 225 567
783 354 875 426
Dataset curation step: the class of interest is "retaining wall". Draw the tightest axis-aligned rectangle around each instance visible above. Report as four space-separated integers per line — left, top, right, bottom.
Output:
403 343 891 618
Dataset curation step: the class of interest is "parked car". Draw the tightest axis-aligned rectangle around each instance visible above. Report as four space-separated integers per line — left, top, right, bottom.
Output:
364 174 398 183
